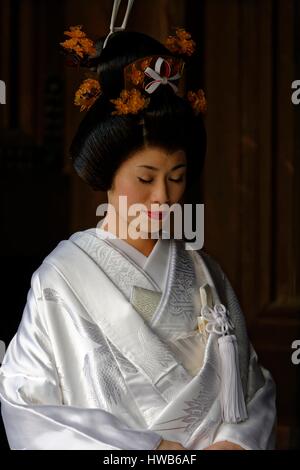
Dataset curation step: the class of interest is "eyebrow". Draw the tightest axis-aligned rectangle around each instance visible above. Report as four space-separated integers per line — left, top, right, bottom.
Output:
137 164 187 171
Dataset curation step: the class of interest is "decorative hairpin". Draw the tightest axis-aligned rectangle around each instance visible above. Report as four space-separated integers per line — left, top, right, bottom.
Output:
108 55 184 114
110 53 207 116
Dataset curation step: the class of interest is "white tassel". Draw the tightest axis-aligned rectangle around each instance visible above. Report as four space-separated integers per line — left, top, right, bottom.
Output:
218 334 248 423
199 287 248 424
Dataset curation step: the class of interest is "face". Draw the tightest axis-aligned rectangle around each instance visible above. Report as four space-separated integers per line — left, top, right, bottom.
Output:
106 146 187 236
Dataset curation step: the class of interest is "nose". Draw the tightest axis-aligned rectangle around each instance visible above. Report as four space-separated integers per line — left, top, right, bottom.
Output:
150 181 170 207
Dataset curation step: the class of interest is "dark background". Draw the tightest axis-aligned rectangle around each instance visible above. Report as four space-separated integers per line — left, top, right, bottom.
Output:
0 0 299 449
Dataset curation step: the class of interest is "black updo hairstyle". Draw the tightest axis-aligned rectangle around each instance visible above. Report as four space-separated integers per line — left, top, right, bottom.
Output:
69 31 207 193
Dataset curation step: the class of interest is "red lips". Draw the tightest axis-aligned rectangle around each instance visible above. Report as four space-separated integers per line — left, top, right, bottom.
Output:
147 211 163 220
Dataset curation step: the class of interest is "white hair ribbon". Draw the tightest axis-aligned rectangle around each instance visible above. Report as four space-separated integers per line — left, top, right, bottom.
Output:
103 0 135 49
144 57 181 94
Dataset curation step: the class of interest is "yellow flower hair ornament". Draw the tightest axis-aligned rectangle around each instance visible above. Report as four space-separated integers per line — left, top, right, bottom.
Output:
74 78 101 112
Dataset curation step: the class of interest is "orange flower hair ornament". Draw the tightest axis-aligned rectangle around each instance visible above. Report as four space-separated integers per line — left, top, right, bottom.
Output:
74 78 101 112
60 25 96 66
110 89 150 115
165 28 196 56
187 89 208 115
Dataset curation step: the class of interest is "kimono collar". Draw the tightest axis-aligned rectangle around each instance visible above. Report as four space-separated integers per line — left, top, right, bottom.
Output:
88 225 169 291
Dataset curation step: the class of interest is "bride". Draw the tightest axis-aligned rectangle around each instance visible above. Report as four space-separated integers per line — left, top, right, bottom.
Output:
0 1 276 451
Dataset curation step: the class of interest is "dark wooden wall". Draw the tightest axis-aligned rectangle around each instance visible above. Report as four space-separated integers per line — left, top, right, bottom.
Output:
202 0 300 449
0 0 299 450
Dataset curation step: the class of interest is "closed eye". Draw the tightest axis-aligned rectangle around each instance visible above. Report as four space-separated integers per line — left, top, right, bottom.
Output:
169 177 184 183
138 178 152 184
138 177 184 184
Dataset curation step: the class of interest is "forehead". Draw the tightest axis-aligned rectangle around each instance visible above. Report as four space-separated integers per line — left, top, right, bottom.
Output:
128 146 187 167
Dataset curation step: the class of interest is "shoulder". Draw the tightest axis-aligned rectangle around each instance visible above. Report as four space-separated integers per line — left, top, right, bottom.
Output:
195 248 248 327
190 247 228 285
29 230 85 290
196 249 240 307
197 249 225 274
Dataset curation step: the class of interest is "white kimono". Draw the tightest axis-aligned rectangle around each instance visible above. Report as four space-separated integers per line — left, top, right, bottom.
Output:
0 226 276 450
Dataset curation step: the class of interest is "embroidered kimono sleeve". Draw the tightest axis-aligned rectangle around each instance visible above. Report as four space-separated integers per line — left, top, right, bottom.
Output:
211 272 277 450
0 270 162 450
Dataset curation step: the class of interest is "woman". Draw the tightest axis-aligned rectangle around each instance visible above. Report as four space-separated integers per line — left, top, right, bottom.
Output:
0 24 276 450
